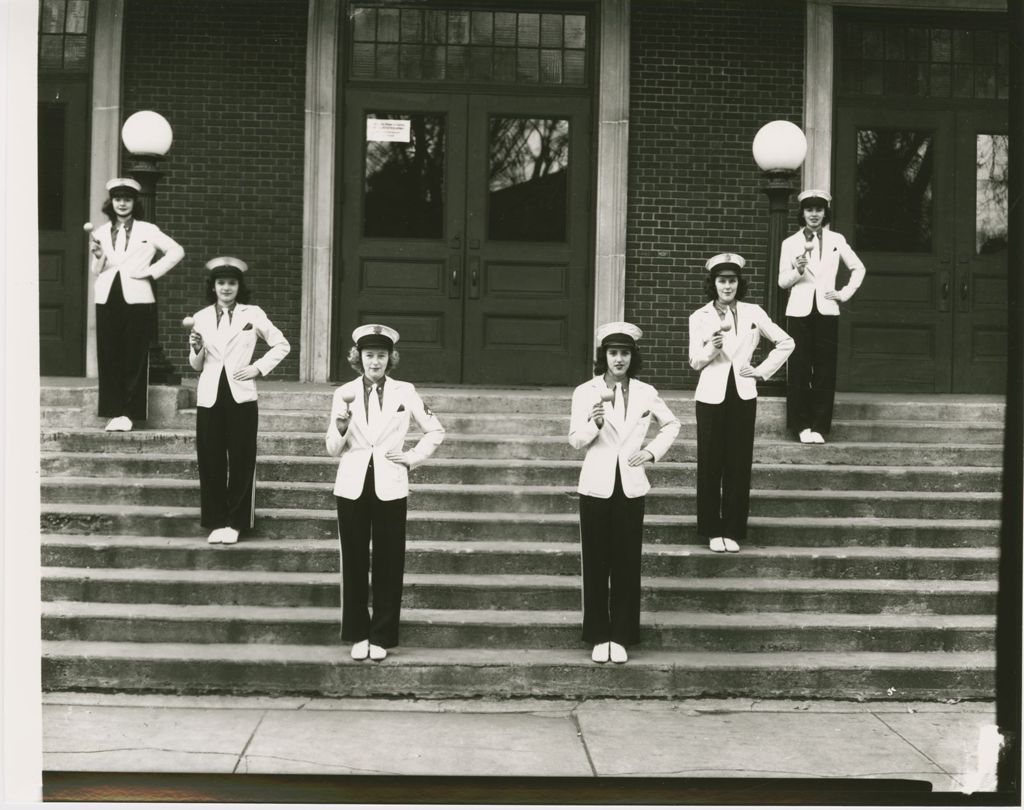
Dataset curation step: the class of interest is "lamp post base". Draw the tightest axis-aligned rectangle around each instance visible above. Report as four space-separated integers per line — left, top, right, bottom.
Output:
760 170 797 396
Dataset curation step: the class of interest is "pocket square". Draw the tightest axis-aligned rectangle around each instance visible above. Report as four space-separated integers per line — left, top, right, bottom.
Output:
397 404 406 412
242 323 253 331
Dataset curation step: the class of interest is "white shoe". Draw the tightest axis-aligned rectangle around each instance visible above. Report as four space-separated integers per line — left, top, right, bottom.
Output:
709 537 726 553
723 538 740 553
369 644 387 661
350 640 369 660
104 418 119 432
591 642 610 663
799 429 814 444
220 527 239 545
809 431 825 444
609 642 628 664
207 528 224 544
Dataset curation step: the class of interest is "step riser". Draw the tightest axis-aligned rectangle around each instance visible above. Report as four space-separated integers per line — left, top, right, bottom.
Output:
41 580 997 614
43 483 1001 520
41 616 992 652
40 512 1000 547
40 433 1006 466
39 456 1004 493
71 410 1005 443
39 386 1007 423
39 656 996 700
40 549 998 580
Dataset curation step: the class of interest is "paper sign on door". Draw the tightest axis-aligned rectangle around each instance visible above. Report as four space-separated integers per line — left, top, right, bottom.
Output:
366 119 411 143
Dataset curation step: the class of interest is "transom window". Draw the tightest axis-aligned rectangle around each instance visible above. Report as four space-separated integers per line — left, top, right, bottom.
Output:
348 5 588 87
838 14 1008 100
39 0 91 72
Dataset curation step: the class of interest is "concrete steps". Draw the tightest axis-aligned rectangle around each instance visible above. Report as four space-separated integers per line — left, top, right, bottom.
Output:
38 381 1004 699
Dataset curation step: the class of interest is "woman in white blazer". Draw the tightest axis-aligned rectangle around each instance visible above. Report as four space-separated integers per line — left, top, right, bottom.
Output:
778 189 866 444
89 178 184 431
689 254 793 554
569 322 680 664
187 257 290 546
326 324 445 662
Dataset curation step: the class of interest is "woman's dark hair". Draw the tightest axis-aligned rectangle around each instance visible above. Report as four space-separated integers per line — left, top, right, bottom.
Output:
797 200 832 227
703 271 749 302
347 345 400 374
204 272 252 305
593 344 643 378
102 194 146 223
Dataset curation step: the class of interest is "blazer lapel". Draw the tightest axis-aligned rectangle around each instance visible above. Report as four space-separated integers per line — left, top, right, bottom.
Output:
369 379 399 444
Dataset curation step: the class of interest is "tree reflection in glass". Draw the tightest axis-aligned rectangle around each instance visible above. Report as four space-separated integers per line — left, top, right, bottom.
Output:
363 114 445 239
488 117 569 241
976 134 1007 255
854 129 933 252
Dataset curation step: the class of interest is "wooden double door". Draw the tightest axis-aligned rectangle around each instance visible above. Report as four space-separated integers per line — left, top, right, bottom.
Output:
336 89 592 384
834 103 1008 393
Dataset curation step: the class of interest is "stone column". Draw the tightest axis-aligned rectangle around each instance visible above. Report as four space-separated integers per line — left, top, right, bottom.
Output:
803 0 834 191
299 0 339 383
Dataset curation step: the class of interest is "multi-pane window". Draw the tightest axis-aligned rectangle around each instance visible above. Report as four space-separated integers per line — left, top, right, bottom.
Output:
838 15 1008 100
39 0 91 72
349 6 588 86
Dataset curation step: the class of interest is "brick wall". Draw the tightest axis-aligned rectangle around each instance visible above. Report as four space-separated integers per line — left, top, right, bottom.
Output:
122 0 307 380
626 0 805 388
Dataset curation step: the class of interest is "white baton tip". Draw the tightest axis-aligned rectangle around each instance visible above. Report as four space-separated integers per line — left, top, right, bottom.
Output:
182 316 195 329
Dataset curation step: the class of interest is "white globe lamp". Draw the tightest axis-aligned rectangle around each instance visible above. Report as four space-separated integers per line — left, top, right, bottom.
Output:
752 120 807 174
121 111 174 157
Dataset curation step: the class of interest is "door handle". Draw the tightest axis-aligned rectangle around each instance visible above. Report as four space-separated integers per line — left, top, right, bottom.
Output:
468 256 480 300
938 269 950 312
958 275 970 312
449 254 462 299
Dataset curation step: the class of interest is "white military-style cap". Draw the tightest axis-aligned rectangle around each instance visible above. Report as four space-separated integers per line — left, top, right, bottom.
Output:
705 253 746 275
596 321 643 348
105 177 142 193
205 256 249 278
353 323 400 350
798 189 832 204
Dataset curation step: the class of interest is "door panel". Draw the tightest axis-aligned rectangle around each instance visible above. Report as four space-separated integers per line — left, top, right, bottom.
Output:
953 109 1007 393
338 91 466 382
835 107 955 392
39 78 89 376
463 96 589 384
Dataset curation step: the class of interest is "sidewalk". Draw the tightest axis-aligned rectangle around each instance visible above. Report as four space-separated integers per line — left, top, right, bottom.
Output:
42 693 998 793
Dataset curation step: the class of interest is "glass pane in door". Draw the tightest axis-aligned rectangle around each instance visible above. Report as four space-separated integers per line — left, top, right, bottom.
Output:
854 128 933 252
363 113 445 239
975 134 1008 254
487 117 569 241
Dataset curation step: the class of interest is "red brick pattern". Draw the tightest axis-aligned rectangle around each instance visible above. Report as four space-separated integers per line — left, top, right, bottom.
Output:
626 1 804 387
121 0 307 380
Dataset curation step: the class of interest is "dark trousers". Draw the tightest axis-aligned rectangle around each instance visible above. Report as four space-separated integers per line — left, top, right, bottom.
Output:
96 274 153 420
786 301 839 435
578 468 645 645
336 464 408 648
696 371 757 541
196 370 258 530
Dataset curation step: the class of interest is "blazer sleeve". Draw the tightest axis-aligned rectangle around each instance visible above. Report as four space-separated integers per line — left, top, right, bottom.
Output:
641 389 680 462
568 384 601 450
404 385 445 470
251 308 291 377
89 226 109 276
189 346 206 371
778 235 805 290
751 305 795 381
325 387 351 457
836 235 866 300
129 225 184 280
688 310 720 371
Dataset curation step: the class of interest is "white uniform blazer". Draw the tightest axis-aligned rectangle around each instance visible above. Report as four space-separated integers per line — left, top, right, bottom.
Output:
688 301 794 404
188 304 291 406
569 376 680 499
778 227 866 317
326 377 445 501
90 220 184 305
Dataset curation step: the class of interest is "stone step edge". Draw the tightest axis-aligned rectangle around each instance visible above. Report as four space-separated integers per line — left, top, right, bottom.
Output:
41 476 1003 503
39 503 1002 530
39 536 1000 558
40 567 998 592
38 451 1005 474
42 601 994 629
39 639 996 669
